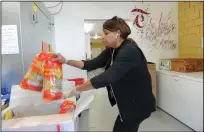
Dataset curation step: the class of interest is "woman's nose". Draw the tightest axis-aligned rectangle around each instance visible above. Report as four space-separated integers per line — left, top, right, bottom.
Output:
102 37 105 43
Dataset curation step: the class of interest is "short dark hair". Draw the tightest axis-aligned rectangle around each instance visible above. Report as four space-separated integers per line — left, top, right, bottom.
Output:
103 16 138 46
103 16 131 39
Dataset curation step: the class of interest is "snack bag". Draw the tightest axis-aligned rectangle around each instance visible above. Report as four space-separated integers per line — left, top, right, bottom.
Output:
43 53 63 102
20 51 47 91
59 100 76 114
3 109 18 120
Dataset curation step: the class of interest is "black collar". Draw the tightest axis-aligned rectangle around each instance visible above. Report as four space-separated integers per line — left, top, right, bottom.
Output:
106 39 128 53
116 39 128 49
110 39 128 60
113 39 128 52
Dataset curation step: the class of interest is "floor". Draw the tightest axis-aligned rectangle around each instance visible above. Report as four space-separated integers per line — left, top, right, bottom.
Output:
77 69 194 131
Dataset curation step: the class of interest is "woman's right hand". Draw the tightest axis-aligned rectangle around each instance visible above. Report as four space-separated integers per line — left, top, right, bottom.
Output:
52 53 67 64
52 53 84 69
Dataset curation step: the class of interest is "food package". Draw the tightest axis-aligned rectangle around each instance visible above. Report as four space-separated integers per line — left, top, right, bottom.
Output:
3 109 18 120
171 58 203 72
59 100 76 114
159 58 203 72
43 53 63 102
20 51 47 91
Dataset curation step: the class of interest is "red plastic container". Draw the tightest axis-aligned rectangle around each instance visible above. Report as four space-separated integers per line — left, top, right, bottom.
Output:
67 78 84 117
67 78 84 86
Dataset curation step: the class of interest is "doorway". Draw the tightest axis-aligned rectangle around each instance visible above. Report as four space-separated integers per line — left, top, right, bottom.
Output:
84 20 105 59
84 19 132 59
90 38 105 59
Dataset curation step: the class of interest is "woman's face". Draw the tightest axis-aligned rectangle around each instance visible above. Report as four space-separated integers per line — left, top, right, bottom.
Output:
102 29 118 48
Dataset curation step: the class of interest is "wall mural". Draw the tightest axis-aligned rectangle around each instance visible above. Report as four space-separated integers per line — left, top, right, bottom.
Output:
132 6 177 52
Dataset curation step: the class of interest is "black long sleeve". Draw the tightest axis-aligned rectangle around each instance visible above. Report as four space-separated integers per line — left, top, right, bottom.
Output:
84 41 156 121
90 45 141 88
82 48 110 71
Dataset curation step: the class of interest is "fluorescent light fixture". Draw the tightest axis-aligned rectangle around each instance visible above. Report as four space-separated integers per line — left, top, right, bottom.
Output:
94 33 99 39
84 23 94 33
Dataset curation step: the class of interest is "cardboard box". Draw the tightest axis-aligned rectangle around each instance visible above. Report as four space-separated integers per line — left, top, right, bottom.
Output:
9 81 76 107
147 62 156 99
2 91 95 131
2 100 76 131
159 58 203 72
9 85 43 107
171 58 203 72
2 82 95 131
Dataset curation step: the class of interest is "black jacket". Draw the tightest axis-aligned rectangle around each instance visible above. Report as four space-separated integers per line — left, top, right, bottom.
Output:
82 39 156 122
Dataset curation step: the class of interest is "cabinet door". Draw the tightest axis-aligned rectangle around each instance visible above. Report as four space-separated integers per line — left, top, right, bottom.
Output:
157 73 203 131
20 2 43 73
20 2 54 74
37 7 53 46
2 2 24 94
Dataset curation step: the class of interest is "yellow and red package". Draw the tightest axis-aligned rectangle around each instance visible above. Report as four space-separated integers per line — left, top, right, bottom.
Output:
20 51 47 92
59 100 76 114
3 109 18 120
43 53 63 102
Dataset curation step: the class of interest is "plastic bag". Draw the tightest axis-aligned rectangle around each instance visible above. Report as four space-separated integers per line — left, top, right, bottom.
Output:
59 100 76 114
43 53 63 102
20 51 47 92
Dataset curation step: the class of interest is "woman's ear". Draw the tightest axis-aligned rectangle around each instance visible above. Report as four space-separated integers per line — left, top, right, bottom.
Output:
116 30 121 37
116 33 119 38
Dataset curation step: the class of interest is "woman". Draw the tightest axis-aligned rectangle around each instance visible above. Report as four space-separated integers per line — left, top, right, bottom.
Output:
53 16 156 132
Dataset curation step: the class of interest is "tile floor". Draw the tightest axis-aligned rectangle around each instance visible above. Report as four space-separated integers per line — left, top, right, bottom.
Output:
78 69 194 131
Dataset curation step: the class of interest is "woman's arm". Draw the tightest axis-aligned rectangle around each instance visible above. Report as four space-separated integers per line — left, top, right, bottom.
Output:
53 48 110 71
68 45 140 94
66 48 110 71
65 60 84 69
81 48 110 71
90 45 140 89
52 54 84 69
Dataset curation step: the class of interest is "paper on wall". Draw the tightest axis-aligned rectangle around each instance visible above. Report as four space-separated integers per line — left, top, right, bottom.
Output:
1 25 19 54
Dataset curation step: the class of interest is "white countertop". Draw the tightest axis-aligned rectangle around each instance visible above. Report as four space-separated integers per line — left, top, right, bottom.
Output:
157 70 203 83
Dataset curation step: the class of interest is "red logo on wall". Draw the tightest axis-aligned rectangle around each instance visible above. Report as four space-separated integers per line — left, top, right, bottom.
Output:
131 8 150 28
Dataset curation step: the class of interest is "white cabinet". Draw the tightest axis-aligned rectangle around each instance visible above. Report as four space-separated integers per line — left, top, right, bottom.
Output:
157 71 203 131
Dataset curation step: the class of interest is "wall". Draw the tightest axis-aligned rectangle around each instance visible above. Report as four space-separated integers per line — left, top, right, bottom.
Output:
85 34 91 59
178 2 203 58
44 2 178 77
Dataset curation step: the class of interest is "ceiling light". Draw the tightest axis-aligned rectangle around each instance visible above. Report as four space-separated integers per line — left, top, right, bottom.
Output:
84 23 94 33
94 34 99 39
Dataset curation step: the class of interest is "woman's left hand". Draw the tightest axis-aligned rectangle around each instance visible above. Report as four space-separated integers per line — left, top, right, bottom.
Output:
62 80 93 99
62 89 79 99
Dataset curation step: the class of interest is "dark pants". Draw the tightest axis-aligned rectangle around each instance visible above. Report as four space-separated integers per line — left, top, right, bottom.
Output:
113 114 150 132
